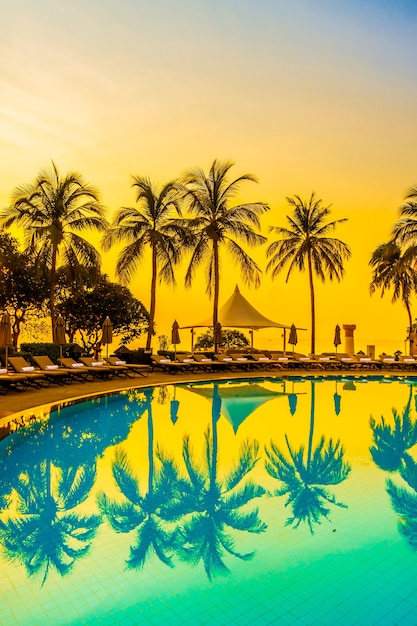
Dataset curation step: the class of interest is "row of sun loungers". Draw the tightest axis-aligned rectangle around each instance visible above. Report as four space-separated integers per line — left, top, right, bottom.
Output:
0 355 152 394
2 350 417 395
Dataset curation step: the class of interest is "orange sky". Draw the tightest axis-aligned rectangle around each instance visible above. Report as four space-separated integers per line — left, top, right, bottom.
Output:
1 1 417 355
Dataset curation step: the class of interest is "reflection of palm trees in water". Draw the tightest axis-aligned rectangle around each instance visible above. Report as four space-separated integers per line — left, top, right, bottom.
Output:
370 384 417 549
98 388 179 570
0 460 100 585
164 384 267 580
265 380 351 533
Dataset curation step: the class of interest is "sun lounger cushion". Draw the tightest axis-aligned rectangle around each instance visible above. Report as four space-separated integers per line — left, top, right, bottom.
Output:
258 357 269 361
21 366 35 372
92 361 104 366
182 358 194 363
160 359 172 363
45 365 59 370
71 363 85 368
237 357 247 361
115 360 126 365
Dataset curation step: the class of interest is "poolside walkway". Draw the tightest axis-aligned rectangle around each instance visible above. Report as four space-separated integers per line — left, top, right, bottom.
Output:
0 364 414 426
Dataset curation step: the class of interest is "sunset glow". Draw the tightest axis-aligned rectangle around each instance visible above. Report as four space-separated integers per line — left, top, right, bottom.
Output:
2 0 417 354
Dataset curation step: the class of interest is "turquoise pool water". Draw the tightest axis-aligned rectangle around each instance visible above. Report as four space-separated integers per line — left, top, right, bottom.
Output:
1 375 417 625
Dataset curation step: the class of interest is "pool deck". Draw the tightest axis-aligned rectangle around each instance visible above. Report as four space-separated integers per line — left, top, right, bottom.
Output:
1 364 415 426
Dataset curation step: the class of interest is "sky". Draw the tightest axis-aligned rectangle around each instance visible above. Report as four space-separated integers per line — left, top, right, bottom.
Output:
1 0 417 355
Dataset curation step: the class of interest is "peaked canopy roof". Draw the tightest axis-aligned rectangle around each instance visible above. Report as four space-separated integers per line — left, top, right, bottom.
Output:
181 285 291 330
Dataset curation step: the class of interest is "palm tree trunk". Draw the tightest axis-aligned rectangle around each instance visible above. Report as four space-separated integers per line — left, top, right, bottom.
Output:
146 246 157 350
306 380 315 470
50 244 58 340
146 390 154 497
213 241 220 351
405 298 413 355
307 250 316 354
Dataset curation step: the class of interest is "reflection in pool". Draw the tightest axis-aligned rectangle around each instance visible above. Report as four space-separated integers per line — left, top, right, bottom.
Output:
1 376 417 624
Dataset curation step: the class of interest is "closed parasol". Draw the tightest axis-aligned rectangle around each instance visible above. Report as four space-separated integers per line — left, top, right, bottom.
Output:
288 323 298 352
54 314 67 361
334 324 341 354
171 320 181 360
101 316 113 358
0 311 12 368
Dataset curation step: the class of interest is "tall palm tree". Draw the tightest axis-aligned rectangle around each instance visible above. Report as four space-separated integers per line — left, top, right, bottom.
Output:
369 240 417 352
266 192 350 355
102 177 186 350
179 159 269 347
0 162 107 336
265 381 351 534
162 385 267 579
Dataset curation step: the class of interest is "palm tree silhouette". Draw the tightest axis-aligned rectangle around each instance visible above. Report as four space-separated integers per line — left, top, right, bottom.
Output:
162 384 267 580
0 460 101 586
102 177 188 349
369 384 417 472
266 192 350 354
265 381 351 533
178 159 269 343
369 240 417 348
370 385 417 550
97 388 180 570
0 161 108 335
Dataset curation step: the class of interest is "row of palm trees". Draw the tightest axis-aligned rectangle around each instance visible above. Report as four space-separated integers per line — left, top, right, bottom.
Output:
369 185 417 349
7 157 404 355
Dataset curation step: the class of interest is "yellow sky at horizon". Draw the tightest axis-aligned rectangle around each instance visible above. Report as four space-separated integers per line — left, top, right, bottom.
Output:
1 0 417 355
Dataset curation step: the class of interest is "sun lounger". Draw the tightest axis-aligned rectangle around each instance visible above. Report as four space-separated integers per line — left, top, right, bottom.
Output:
399 356 417 370
79 357 118 379
8 356 51 388
292 355 324 370
228 354 263 371
151 355 193 374
248 354 284 370
0 368 29 394
60 357 114 380
192 354 232 372
378 355 400 370
80 356 130 378
33 355 88 383
104 356 151 377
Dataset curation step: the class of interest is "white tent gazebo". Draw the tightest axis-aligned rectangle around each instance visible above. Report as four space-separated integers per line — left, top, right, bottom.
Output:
180 285 304 352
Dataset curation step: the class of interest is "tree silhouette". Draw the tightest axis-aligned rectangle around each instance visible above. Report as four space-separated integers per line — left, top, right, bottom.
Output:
162 384 267 579
0 460 101 585
265 381 351 533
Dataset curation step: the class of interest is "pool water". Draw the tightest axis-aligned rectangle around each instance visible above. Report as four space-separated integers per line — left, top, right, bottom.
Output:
1 375 417 625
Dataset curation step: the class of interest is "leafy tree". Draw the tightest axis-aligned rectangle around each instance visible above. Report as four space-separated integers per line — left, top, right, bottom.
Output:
0 232 49 347
56 274 150 352
194 328 250 350
0 162 108 337
178 160 269 349
102 177 188 350
369 240 417 350
266 192 350 354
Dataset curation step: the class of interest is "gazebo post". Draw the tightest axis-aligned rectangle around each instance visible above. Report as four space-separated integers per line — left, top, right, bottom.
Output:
283 328 287 355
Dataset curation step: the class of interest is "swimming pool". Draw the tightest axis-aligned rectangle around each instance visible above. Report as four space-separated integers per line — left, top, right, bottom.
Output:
1 375 417 625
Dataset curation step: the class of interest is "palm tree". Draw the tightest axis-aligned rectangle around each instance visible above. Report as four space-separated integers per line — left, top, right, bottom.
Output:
0 460 101 585
369 240 417 351
162 385 267 579
179 159 269 347
265 381 351 533
392 184 417 247
266 192 350 355
102 177 187 350
97 389 180 571
0 162 107 336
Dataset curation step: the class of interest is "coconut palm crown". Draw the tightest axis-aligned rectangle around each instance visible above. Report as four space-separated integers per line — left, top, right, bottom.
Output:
0 161 108 335
369 240 417 344
266 192 351 354
102 176 187 350
178 159 270 334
